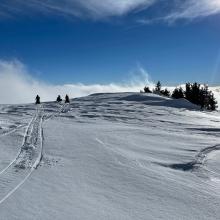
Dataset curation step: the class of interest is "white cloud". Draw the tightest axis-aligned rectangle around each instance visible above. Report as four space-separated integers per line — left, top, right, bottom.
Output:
2 0 220 22
2 0 156 19
0 59 153 104
164 0 220 23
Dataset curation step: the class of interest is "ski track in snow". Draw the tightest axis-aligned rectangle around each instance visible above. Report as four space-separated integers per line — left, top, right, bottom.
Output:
0 124 26 137
0 103 67 205
0 105 43 204
157 144 220 173
0 93 220 219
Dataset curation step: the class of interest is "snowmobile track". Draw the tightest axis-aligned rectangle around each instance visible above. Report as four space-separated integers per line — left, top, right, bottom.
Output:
0 103 69 205
156 144 220 173
0 103 66 175
0 106 39 175
0 105 44 205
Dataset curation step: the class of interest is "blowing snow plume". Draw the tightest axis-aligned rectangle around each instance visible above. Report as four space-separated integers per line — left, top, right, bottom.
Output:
0 59 153 104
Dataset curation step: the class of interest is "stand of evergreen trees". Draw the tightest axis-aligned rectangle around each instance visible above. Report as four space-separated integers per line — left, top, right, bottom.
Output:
183 83 217 111
142 81 218 111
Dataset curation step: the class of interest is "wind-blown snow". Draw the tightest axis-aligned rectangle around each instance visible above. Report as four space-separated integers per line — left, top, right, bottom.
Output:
0 59 153 104
0 93 219 219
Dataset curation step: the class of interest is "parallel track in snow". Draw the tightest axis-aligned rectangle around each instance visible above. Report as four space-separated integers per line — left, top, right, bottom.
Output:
0 102 69 205
0 105 44 204
0 107 39 176
0 103 68 175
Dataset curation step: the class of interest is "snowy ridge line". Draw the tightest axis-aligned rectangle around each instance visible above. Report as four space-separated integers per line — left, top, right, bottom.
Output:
0 108 38 176
156 144 220 172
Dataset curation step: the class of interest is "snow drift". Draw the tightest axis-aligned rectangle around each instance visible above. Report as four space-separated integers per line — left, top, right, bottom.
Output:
0 92 219 219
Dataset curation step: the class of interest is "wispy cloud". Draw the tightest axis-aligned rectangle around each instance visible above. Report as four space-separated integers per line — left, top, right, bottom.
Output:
0 0 156 19
164 0 220 23
137 0 220 24
1 1 220 24
0 59 152 104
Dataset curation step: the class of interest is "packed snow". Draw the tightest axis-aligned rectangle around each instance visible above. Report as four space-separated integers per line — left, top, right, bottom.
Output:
0 92 220 219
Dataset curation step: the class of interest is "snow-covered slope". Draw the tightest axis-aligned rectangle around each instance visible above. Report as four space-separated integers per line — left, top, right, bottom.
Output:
0 93 220 220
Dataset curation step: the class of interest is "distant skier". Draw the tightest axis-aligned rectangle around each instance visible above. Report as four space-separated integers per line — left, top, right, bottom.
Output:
65 94 70 103
35 95 40 104
56 95 62 102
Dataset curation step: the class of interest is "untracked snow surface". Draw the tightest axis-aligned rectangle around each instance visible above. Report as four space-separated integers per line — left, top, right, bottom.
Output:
0 93 220 219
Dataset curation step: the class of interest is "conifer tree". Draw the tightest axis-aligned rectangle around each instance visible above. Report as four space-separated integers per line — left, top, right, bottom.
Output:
185 83 192 101
183 83 217 111
144 86 152 93
155 81 161 92
161 88 170 97
172 87 184 99
208 92 218 111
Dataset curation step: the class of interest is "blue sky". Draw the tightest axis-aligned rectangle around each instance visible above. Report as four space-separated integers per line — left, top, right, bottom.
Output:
0 0 220 86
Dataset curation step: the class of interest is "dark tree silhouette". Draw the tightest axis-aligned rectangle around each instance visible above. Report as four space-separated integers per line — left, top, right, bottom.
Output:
172 87 184 99
160 88 170 97
155 81 161 92
184 83 217 110
185 83 192 101
199 85 209 109
208 92 218 111
191 82 201 105
141 81 217 111
144 86 152 93
35 95 40 104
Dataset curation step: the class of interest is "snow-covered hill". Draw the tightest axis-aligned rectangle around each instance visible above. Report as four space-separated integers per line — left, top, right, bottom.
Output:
0 93 220 219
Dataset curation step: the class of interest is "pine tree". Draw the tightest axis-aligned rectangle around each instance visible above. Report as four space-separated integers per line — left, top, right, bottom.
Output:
155 81 161 92
185 83 192 101
199 85 208 109
208 92 218 111
172 87 184 99
161 88 170 97
144 86 152 93
183 83 217 111
191 82 201 105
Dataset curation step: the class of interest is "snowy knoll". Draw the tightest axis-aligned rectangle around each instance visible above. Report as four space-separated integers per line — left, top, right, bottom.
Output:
0 93 220 219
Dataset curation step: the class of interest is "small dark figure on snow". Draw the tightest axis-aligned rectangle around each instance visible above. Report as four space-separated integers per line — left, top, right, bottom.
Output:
65 94 70 103
35 95 40 104
56 95 62 102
